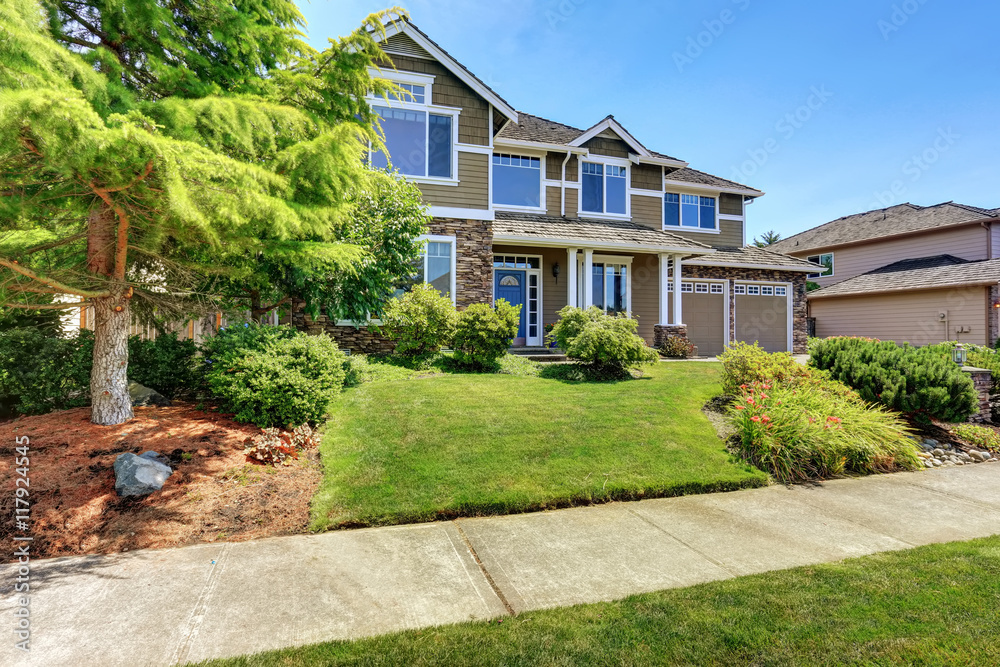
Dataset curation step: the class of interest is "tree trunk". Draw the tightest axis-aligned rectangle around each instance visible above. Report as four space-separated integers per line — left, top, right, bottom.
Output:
86 204 133 425
90 287 134 425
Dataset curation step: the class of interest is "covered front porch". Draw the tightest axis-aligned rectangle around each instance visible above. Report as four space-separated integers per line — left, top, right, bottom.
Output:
491 244 695 348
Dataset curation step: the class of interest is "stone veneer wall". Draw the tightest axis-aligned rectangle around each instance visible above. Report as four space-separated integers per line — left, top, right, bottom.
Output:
964 367 993 424
683 265 809 354
291 218 493 352
989 285 1000 348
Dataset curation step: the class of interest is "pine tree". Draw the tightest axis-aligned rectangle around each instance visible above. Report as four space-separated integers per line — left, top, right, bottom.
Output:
751 230 782 247
0 0 408 424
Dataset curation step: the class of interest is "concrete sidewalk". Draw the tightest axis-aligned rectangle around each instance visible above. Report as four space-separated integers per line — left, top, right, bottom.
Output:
4 464 1000 666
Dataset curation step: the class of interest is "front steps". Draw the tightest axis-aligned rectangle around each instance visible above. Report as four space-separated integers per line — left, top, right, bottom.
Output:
508 346 568 363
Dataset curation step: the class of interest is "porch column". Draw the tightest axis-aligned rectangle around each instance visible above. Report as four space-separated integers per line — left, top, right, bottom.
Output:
672 254 683 324
566 248 578 308
658 253 670 324
583 248 594 309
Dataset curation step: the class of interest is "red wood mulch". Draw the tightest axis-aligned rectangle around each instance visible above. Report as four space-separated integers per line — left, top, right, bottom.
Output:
0 403 320 562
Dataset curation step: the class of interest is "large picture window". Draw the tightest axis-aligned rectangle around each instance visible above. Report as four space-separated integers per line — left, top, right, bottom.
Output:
492 154 541 207
581 162 627 215
395 236 456 302
807 253 834 278
664 193 717 230
371 106 454 179
587 263 628 315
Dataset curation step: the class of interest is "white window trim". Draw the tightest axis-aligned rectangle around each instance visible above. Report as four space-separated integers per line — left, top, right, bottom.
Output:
663 191 719 233
578 253 634 316
491 152 546 213
807 252 835 279
367 68 436 101
335 234 457 326
579 157 631 220
367 96 462 185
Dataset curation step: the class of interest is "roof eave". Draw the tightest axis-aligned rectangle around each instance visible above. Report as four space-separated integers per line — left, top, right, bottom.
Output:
686 259 819 272
493 137 590 154
809 279 1000 300
492 233 715 256
773 216 998 256
662 178 763 198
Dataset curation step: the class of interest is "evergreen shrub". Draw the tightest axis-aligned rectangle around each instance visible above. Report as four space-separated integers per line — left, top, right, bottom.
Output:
549 306 658 379
0 328 92 416
382 284 456 357
452 300 521 370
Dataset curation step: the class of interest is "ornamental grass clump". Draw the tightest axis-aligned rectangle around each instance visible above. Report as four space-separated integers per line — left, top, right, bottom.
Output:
729 373 921 483
811 337 978 422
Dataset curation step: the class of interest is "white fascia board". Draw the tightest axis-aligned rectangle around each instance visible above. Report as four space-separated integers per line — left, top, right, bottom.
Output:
569 117 650 157
386 24 518 123
493 234 715 256
663 178 763 198
429 206 494 221
494 137 590 155
688 259 818 272
632 153 689 169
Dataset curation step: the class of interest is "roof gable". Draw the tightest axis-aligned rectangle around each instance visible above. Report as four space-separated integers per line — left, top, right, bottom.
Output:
376 20 517 122
569 115 650 157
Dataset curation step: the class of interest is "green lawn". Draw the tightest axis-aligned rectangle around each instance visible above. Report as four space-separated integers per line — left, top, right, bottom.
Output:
311 361 766 529
194 536 1000 666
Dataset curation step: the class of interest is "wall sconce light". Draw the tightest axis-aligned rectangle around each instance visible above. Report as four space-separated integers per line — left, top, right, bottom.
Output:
552 262 560 284
953 342 967 366
993 301 1000 309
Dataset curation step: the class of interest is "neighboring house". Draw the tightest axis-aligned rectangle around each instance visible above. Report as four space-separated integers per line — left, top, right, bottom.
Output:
770 202 1000 346
283 19 819 355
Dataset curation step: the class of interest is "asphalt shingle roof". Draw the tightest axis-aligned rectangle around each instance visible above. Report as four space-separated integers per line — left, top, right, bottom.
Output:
770 203 999 254
496 112 584 145
493 212 712 253
688 245 820 270
809 255 1000 299
664 167 762 195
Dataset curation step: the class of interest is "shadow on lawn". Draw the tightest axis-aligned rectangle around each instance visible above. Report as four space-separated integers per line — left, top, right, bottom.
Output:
538 363 653 384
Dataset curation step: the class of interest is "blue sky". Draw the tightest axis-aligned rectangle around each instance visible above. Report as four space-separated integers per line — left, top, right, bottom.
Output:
298 0 1000 243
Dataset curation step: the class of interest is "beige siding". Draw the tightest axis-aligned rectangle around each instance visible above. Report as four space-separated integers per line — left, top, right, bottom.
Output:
545 153 577 181
583 136 630 158
544 185 577 218
811 287 989 346
719 193 743 216
631 253 663 343
631 164 662 190
631 193 662 230
418 152 489 209
385 54 490 146
663 220 743 249
799 225 990 289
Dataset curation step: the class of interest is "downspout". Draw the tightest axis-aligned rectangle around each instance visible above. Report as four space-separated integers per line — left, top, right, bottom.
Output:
560 151 571 217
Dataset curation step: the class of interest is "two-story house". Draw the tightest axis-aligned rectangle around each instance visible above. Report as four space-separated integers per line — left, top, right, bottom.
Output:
770 202 1000 346
297 20 817 356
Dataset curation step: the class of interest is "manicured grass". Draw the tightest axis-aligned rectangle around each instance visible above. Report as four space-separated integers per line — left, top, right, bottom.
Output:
194 536 1000 666
311 362 766 529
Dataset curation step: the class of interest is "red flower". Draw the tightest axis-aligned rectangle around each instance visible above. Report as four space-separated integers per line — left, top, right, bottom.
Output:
751 416 761 422
762 415 771 423
734 405 745 410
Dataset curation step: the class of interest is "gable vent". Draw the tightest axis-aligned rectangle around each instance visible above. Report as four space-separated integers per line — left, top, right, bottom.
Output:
383 33 433 60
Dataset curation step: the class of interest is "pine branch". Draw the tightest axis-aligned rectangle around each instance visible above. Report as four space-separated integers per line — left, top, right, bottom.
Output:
3 300 90 310
0 258 110 298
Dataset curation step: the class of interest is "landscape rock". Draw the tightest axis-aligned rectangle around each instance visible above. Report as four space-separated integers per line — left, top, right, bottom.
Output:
114 452 173 497
128 381 171 408
139 450 171 466
931 448 945 458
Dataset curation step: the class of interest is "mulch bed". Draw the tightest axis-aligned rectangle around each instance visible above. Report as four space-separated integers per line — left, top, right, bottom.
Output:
0 403 320 562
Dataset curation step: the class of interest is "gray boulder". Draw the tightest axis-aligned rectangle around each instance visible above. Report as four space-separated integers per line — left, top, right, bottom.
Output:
139 450 171 466
114 453 173 497
128 381 171 407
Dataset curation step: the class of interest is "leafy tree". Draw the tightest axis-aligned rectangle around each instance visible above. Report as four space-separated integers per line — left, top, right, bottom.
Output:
0 0 409 424
752 230 782 247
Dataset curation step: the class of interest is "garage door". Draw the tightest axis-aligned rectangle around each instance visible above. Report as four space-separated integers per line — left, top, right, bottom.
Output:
682 282 726 357
735 283 789 353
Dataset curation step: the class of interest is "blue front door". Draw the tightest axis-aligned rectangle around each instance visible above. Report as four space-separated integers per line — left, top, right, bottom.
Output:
495 270 526 340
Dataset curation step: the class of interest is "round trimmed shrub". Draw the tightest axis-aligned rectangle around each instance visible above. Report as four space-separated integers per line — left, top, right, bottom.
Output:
452 300 521 370
550 306 658 379
204 331 346 427
382 283 456 357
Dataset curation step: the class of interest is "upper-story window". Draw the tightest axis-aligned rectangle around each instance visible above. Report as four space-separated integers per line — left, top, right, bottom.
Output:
581 162 627 215
664 193 717 230
492 154 541 208
369 74 457 181
807 253 834 278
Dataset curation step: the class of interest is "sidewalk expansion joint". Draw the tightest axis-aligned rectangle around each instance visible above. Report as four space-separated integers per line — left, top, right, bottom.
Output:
788 490 918 548
452 522 516 617
624 508 740 578
171 542 231 665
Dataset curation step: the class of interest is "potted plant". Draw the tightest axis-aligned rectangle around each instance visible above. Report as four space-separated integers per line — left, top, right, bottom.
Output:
544 322 557 348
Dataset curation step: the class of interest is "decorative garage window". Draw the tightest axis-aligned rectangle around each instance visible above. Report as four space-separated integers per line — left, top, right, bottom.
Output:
681 282 693 293
734 284 746 295
695 283 709 293
747 285 761 295
761 286 774 296
775 286 787 296
710 284 724 294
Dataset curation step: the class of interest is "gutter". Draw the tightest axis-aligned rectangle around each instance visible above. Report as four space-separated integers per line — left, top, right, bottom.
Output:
808 279 1000 301
687 260 820 272
492 234 716 256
